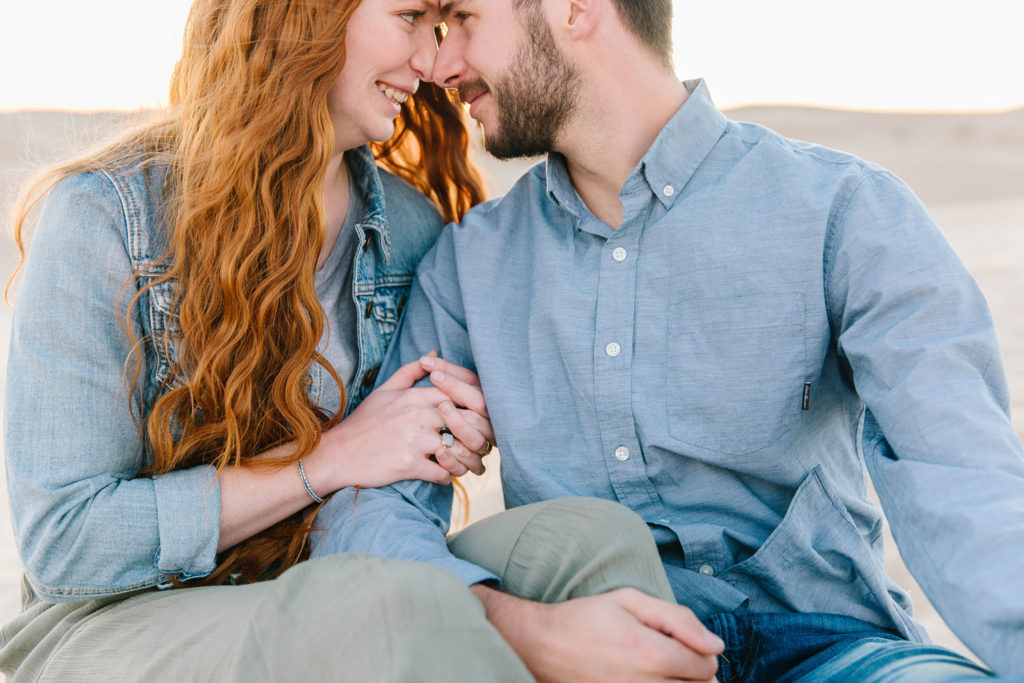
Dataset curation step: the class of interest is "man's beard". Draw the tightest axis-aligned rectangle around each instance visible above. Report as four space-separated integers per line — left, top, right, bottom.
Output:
462 9 581 159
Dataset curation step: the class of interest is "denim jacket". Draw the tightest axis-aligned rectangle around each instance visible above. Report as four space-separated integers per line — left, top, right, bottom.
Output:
3 146 442 600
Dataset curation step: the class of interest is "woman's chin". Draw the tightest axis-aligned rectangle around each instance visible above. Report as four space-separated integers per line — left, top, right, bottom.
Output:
370 120 399 144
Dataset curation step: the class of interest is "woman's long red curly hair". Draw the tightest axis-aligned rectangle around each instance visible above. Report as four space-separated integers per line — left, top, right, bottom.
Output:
8 0 485 586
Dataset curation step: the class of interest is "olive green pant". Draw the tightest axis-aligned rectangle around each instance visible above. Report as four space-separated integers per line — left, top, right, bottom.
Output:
0 497 673 682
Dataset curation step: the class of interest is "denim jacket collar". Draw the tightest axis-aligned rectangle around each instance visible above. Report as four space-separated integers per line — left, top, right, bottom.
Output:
348 146 392 263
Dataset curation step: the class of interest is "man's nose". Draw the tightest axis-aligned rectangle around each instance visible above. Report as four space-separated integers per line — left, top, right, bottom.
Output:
431 33 465 88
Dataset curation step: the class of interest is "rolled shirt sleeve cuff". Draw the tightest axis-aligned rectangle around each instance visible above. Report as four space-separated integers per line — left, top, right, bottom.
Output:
152 465 221 579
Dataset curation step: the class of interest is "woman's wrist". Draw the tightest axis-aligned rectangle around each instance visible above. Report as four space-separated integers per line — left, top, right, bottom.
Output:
303 422 352 495
297 460 324 503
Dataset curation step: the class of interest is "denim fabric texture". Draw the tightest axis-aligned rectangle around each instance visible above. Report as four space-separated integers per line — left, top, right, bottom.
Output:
789 638 1002 682
4 146 442 600
312 80 1024 675
703 612 993 682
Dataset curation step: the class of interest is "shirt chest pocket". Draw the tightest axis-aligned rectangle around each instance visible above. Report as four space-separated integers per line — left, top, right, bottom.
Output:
665 292 808 455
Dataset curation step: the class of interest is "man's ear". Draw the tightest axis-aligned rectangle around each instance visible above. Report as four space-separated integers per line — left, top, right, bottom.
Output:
560 0 600 40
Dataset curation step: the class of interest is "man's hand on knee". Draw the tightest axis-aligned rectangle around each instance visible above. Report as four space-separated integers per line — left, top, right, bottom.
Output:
471 584 723 682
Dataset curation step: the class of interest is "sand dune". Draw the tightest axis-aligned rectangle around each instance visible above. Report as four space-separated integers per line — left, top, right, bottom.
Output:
1 106 1022 665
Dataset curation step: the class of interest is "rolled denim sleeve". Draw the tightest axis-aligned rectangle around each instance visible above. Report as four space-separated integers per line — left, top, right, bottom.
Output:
4 172 220 600
312 227 498 587
825 171 1024 673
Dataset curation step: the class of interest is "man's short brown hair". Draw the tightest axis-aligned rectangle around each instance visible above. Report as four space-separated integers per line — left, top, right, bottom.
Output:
515 0 673 65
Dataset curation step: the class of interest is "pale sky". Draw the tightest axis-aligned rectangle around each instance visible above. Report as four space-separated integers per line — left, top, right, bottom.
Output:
1 0 1022 113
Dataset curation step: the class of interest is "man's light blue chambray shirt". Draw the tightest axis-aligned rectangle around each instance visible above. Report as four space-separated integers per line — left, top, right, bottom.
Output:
313 81 1024 675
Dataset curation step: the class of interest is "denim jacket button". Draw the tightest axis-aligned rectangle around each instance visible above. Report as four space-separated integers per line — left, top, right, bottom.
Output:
362 366 380 389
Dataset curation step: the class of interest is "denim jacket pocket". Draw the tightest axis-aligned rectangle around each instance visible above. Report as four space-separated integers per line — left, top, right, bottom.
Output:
348 277 413 409
718 466 921 640
366 278 412 337
666 292 807 454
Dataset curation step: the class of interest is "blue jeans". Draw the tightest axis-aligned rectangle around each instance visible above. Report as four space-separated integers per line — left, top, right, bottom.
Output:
703 612 997 682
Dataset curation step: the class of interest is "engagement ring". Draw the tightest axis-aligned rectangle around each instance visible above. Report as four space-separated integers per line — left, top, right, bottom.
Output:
439 426 455 448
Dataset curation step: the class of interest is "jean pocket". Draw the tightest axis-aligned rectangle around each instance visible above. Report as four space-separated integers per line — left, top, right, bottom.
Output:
666 292 807 454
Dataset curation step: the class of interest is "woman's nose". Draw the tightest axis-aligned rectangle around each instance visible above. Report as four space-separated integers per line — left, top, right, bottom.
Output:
410 26 440 83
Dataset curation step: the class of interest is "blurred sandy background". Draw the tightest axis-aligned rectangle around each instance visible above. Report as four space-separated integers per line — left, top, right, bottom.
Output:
1 105 1022 663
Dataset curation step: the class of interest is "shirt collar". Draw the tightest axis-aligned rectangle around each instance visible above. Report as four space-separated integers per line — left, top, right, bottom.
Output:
347 145 392 262
544 152 581 216
545 79 728 213
641 79 727 207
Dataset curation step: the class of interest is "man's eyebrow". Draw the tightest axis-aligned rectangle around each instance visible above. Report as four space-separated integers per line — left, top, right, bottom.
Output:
439 0 469 18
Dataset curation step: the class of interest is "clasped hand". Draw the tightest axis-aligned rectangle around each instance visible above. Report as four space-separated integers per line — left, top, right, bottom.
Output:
317 352 493 490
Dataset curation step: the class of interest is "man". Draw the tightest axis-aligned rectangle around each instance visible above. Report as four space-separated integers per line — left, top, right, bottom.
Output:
314 0 1024 679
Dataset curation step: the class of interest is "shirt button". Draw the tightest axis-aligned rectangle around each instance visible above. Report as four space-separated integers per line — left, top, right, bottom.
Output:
612 247 627 262
662 185 675 197
698 564 715 576
605 342 621 357
301 374 313 387
614 446 630 461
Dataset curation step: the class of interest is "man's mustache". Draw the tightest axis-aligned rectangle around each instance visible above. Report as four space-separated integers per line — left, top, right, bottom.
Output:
458 78 489 105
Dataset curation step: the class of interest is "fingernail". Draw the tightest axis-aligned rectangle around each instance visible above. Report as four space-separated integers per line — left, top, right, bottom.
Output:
420 355 436 369
440 401 455 414
705 629 725 650
431 369 447 382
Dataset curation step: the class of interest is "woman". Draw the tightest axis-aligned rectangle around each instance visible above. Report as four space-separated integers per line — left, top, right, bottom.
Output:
0 0 532 679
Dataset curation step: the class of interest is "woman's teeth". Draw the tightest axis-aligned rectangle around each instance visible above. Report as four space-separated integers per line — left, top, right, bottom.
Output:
378 83 409 104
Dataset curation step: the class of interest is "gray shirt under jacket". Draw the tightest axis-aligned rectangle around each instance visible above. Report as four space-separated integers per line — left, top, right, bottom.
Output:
315 165 365 404
311 80 1024 675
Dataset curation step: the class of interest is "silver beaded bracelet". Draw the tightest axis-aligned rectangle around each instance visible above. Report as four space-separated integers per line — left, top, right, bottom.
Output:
297 460 324 504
